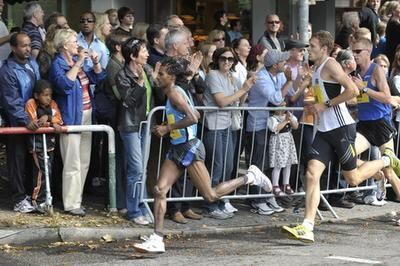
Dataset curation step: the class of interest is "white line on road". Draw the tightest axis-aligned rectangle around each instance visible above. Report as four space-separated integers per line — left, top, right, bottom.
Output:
325 256 382 264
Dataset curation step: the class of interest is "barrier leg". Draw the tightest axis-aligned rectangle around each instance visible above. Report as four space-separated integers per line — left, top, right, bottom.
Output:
42 134 53 215
320 194 339 219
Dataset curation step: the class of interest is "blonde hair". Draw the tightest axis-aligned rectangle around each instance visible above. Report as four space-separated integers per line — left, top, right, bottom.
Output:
94 12 110 42
373 54 390 66
42 24 61 57
206 29 225 44
132 22 149 42
198 42 216 73
53 28 77 52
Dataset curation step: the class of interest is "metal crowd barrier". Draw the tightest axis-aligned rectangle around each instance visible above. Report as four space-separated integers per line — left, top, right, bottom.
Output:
140 106 395 220
0 125 117 214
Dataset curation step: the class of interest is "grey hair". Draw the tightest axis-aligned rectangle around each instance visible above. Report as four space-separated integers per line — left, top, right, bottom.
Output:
24 2 42 20
336 49 354 67
342 11 360 28
164 29 186 52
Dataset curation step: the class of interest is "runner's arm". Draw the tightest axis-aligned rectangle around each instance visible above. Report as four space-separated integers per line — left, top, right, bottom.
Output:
327 60 359 106
367 66 392 104
168 90 199 131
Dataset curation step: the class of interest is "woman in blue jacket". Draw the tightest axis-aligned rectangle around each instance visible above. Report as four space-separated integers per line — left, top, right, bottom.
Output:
49 28 106 216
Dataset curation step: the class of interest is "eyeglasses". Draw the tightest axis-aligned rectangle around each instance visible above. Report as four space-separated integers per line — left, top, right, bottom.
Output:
219 56 234 62
267 21 280 25
352 49 367 54
213 37 225 42
80 18 95 24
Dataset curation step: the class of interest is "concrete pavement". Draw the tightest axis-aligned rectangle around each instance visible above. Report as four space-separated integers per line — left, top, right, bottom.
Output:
0 197 399 245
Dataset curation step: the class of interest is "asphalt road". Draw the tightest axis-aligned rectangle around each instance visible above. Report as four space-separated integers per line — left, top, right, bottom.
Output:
0 214 399 266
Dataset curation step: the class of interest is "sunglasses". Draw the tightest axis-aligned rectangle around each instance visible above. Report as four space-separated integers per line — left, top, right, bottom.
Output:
267 21 280 25
213 37 225 42
219 56 234 62
352 49 367 54
80 18 95 24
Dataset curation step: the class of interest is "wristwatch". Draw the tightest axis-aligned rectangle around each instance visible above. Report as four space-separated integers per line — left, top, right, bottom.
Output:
325 100 332 108
362 87 369 94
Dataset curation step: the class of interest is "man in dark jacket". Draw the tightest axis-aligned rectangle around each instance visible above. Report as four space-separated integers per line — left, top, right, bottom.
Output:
359 0 381 45
0 32 40 212
258 14 285 51
147 24 168 69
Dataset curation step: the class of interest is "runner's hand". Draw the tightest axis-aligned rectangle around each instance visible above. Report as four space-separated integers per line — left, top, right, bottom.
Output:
153 124 169 138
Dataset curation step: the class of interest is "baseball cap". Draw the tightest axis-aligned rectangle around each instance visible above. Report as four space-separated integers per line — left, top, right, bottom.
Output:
285 39 309 50
264 50 290 67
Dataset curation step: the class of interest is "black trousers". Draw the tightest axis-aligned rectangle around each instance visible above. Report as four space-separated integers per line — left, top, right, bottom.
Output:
6 135 31 204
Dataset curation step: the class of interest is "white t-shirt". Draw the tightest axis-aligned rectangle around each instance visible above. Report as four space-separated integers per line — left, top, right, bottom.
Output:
233 62 247 86
0 20 10 66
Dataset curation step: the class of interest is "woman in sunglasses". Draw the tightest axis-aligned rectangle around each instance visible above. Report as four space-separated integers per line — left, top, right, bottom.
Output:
206 29 226 49
202 47 256 218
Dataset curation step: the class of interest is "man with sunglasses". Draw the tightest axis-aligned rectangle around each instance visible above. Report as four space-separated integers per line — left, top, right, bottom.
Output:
258 14 285 51
77 11 109 69
282 31 400 243
351 37 400 200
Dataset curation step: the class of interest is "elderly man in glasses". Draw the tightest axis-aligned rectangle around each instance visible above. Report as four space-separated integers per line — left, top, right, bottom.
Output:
77 11 109 69
258 14 285 51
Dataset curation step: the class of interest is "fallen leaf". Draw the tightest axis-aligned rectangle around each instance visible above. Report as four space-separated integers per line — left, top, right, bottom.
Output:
102 234 114 243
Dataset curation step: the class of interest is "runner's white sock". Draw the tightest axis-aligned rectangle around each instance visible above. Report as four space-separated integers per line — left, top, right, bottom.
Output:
302 219 314 231
382 156 390 167
245 172 255 185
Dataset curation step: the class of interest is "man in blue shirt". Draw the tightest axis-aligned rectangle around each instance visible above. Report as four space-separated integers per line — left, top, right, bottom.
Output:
0 32 40 213
246 49 292 214
77 11 109 69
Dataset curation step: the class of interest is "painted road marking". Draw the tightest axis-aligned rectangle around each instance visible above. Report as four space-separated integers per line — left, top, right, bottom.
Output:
325 256 382 264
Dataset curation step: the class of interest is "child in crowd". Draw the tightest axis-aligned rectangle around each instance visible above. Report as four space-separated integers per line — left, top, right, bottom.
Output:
25 79 63 213
268 102 298 197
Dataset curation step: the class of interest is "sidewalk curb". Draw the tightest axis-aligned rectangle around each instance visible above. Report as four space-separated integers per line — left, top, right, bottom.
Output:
0 208 394 245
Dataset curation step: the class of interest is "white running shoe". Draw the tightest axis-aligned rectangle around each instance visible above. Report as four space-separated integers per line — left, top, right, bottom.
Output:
13 196 35 213
370 199 387 206
266 197 285 213
224 201 238 213
132 216 150 226
376 178 387 200
251 202 275 215
134 233 165 253
247 165 273 192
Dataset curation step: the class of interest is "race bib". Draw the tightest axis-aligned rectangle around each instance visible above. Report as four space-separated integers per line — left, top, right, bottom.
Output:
312 84 324 104
356 81 370 103
167 114 182 139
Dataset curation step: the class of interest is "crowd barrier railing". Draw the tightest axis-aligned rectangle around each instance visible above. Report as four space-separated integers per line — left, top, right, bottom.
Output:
0 125 117 214
140 106 394 221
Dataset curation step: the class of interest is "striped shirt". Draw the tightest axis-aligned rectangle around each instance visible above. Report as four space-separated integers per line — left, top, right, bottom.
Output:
77 70 91 110
21 21 44 51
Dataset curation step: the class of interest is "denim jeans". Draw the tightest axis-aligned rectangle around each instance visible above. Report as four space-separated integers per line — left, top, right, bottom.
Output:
203 127 234 211
120 131 148 220
245 129 270 204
